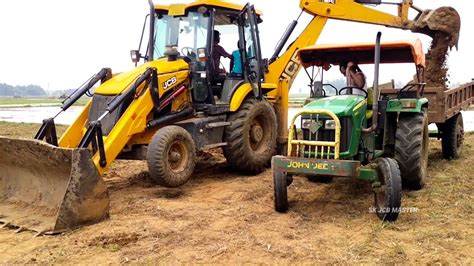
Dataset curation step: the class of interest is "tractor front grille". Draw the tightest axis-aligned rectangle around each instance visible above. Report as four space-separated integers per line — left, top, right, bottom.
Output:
302 116 352 153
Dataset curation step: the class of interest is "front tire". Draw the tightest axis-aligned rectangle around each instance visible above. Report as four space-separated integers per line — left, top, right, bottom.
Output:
441 113 464 159
373 158 402 222
394 110 429 190
273 170 289 213
147 126 196 188
224 98 277 173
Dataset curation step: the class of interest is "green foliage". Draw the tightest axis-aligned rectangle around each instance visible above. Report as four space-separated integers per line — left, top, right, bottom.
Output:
0 83 46 97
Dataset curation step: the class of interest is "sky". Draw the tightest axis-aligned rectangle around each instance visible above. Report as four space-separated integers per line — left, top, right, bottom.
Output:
0 0 472 93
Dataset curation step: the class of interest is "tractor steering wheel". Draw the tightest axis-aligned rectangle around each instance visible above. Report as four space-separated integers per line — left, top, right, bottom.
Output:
181 47 196 58
323 84 339 95
338 86 368 98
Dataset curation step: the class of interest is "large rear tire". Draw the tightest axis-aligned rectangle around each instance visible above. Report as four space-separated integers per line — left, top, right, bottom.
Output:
147 126 196 188
273 170 289 213
441 113 464 159
373 158 402 222
224 98 277 173
394 110 429 190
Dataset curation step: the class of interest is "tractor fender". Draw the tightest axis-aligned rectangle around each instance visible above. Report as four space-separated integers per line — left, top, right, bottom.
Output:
386 98 428 113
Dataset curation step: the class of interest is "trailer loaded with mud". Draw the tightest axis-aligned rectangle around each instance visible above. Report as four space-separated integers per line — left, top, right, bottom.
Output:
381 82 473 159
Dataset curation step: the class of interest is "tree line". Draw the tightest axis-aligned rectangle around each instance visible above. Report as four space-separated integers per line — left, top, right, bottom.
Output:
0 83 47 97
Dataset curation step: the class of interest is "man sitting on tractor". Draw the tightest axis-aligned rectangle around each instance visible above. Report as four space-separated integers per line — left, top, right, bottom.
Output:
339 61 367 96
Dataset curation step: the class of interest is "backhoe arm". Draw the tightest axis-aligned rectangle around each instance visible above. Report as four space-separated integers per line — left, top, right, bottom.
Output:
301 0 460 48
267 0 460 86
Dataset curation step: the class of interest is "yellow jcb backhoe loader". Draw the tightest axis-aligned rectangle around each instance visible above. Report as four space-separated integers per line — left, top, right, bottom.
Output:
0 0 460 234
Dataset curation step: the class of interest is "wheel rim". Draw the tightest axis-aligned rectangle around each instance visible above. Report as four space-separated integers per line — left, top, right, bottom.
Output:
375 189 385 210
374 161 391 218
167 141 188 173
375 174 387 211
249 114 271 152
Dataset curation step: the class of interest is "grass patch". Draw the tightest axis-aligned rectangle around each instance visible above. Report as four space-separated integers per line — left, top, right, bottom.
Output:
0 121 67 139
0 97 89 107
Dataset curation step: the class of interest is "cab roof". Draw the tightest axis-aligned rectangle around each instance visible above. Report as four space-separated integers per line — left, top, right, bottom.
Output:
298 39 425 69
154 0 262 15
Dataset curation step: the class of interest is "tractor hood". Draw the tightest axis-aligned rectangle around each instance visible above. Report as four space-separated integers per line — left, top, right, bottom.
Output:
304 95 366 116
95 58 190 95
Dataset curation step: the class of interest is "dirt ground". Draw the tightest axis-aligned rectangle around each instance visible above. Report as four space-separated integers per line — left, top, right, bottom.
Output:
1 123 473 264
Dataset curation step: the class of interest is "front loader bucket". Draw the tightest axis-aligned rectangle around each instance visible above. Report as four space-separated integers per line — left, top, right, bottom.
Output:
410 6 461 49
0 137 109 235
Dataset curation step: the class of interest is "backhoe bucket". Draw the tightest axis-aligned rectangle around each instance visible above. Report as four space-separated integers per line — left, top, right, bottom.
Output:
0 137 110 235
410 6 461 49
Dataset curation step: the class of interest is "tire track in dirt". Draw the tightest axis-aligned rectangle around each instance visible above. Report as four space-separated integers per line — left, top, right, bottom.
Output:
1 138 473 264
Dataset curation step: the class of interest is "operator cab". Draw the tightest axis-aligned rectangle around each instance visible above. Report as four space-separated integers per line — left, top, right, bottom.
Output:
132 1 265 108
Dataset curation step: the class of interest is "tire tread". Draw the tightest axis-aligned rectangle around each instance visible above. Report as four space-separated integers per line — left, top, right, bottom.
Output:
394 111 428 190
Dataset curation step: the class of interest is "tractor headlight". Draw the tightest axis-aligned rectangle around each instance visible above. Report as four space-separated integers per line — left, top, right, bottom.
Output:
325 120 336 130
301 119 312 129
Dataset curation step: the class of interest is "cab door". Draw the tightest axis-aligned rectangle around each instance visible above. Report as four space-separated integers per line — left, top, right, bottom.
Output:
239 4 263 100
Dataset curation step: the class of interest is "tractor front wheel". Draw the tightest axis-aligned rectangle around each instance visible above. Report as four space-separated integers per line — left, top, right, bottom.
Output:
224 98 277 173
373 158 402 222
147 126 196 188
273 170 289 213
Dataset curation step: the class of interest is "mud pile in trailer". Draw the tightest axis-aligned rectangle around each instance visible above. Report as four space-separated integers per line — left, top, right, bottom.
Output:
412 6 461 88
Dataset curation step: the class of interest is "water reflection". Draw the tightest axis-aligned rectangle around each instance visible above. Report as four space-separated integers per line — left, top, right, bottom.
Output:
0 106 82 125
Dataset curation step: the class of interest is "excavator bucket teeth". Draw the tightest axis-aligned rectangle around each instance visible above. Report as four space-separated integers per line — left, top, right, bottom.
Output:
0 137 110 234
410 6 461 49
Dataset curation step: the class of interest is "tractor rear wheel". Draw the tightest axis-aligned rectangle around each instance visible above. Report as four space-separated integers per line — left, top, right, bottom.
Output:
394 110 429 190
373 158 402 222
273 170 289 213
147 126 196 188
224 98 277 173
441 113 464 159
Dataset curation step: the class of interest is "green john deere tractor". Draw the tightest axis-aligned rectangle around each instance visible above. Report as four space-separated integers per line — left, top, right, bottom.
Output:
272 33 430 221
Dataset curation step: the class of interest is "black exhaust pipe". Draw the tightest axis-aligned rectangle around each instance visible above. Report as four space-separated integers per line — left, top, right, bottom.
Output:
362 32 381 133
